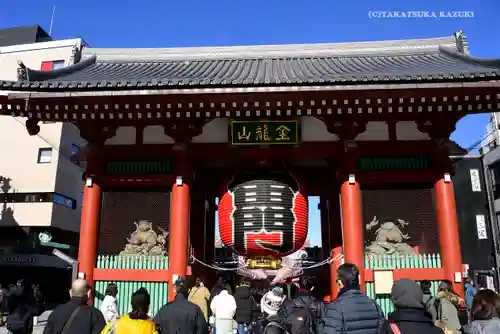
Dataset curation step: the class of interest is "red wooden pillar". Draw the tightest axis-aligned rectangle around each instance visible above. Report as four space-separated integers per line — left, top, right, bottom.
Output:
168 162 191 301
340 175 365 292
78 177 101 305
435 174 464 296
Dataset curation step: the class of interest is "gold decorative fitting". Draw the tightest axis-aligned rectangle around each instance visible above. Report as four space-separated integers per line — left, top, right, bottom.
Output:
247 257 282 270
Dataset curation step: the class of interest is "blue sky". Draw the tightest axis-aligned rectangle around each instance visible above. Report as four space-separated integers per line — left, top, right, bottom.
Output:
2 0 498 246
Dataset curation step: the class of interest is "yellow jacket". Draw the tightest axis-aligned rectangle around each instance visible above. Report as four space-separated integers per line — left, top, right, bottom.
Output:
101 314 158 334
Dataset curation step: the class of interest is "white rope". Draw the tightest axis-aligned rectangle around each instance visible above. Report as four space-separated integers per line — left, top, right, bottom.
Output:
280 257 332 270
190 255 246 271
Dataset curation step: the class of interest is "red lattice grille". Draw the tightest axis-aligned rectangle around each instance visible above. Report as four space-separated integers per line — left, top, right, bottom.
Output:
99 191 170 254
362 187 438 253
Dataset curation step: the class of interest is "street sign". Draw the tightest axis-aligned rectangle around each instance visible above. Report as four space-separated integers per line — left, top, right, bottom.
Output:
52 249 76 265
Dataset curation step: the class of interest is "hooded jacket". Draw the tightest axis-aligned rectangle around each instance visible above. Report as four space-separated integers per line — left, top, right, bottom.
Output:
389 279 446 334
234 285 258 324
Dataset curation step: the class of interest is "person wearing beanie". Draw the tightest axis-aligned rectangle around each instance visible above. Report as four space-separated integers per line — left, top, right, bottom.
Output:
388 278 443 334
258 287 287 334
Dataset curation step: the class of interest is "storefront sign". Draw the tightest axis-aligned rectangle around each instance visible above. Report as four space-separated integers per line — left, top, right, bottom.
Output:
0 253 69 268
3 255 36 264
230 120 300 146
358 156 431 171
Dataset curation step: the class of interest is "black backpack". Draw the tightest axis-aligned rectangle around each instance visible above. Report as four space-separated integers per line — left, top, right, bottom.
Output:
285 306 314 334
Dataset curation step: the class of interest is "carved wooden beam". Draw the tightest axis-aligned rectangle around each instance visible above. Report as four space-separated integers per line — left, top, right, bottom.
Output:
322 118 368 141
25 118 40 136
416 115 458 140
77 121 118 146
163 119 211 145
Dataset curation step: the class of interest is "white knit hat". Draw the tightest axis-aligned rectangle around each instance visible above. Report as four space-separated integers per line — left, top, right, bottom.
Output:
261 287 285 316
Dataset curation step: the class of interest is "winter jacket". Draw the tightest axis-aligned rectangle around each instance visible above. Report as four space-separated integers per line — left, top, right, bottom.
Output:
43 297 106 334
211 290 237 320
388 308 444 334
324 287 384 334
462 318 500 334
188 285 211 322
153 294 208 334
435 291 464 334
280 289 326 334
422 294 437 323
234 286 258 324
101 314 157 334
464 284 477 312
262 314 286 334
100 296 119 323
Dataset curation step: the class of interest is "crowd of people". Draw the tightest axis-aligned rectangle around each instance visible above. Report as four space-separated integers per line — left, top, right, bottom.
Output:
5 263 500 334
0 279 45 334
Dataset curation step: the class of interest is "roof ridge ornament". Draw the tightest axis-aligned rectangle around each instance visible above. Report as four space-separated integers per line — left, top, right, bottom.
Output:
17 61 28 81
453 31 469 54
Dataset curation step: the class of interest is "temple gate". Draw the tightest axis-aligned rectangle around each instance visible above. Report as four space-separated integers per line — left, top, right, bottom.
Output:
1 32 499 312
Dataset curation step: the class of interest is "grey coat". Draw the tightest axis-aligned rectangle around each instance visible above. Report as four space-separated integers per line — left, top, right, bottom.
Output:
462 318 500 334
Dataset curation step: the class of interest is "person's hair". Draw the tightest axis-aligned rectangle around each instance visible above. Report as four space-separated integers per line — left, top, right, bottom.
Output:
223 283 232 295
300 277 315 291
105 283 118 297
420 280 432 294
129 287 150 320
174 279 188 297
337 263 360 288
470 289 500 321
240 279 250 286
438 280 458 295
195 277 204 287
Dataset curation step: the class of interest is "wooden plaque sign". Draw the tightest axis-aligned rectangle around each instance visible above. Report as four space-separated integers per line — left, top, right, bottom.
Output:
229 120 300 146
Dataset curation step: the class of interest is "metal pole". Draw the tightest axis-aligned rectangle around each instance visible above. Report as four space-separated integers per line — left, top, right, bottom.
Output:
482 158 500 291
71 262 78 282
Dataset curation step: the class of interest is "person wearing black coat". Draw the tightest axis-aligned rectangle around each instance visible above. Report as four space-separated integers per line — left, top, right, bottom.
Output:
43 279 105 334
279 278 326 334
154 278 209 334
387 278 444 334
234 280 259 334
324 263 386 334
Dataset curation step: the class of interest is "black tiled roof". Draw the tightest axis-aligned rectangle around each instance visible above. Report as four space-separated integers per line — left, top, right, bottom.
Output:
0 25 52 47
2 35 500 91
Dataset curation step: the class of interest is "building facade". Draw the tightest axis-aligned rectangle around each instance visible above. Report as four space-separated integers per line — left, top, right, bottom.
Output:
0 27 86 275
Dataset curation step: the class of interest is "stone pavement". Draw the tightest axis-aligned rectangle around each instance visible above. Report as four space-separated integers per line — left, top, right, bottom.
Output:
0 310 52 334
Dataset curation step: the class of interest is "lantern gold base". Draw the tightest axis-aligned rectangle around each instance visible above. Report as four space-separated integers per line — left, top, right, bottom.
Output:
247 257 282 270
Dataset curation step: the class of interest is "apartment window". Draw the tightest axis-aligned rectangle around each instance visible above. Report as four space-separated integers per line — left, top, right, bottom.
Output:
37 148 53 163
40 60 65 71
0 192 76 209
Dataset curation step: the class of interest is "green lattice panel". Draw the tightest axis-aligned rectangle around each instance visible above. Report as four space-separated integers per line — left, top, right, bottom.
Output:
94 281 168 317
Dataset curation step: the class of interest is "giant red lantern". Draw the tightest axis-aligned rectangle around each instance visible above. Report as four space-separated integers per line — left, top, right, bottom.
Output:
218 171 308 259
